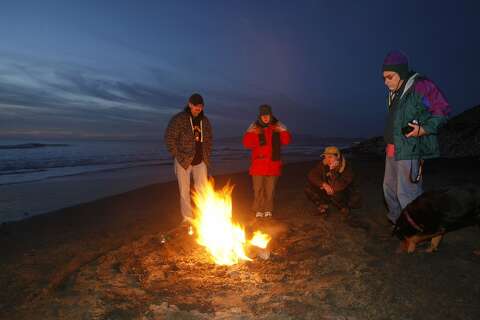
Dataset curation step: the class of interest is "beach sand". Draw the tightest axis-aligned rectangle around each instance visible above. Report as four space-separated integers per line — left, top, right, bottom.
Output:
1 156 479 319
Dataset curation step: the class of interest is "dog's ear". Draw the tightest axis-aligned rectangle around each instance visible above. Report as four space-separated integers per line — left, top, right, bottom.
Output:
393 211 414 239
395 209 418 240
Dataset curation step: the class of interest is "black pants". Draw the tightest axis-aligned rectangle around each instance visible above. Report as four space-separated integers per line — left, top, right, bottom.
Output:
304 183 362 210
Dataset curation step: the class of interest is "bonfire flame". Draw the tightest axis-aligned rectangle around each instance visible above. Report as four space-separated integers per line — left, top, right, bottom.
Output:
249 231 271 249
191 180 271 265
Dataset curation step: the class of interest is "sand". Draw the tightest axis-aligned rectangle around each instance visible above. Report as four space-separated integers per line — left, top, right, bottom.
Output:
1 156 479 319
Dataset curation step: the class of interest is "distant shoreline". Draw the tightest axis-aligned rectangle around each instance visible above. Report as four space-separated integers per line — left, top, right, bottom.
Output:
0 143 70 150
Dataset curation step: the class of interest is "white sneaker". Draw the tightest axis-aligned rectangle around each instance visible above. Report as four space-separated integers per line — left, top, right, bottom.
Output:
264 211 272 218
255 212 264 218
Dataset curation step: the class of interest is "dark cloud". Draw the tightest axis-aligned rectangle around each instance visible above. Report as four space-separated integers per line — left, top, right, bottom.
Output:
1 1 480 140
0 55 270 139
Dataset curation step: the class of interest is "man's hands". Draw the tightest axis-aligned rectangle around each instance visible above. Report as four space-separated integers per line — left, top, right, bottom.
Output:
322 183 334 195
247 122 287 133
405 123 427 138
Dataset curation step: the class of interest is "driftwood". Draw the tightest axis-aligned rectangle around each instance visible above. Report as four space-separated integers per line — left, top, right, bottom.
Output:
45 252 105 291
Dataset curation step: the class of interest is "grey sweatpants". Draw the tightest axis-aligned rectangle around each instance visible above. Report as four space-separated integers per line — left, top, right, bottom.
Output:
174 159 208 220
383 156 423 223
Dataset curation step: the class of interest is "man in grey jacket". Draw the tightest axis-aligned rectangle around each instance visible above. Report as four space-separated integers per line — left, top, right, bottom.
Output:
165 93 213 221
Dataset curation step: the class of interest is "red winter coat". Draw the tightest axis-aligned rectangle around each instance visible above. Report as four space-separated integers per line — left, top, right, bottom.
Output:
242 123 291 176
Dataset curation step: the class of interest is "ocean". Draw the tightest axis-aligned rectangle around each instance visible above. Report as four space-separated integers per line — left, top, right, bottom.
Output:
0 138 358 223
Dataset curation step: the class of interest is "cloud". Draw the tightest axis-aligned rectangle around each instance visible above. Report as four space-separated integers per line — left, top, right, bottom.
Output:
0 53 195 138
0 49 304 139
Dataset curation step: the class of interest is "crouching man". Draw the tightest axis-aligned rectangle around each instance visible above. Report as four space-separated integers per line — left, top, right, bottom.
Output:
305 146 361 216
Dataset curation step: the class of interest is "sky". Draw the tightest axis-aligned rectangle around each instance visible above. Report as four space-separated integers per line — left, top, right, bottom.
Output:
0 0 479 140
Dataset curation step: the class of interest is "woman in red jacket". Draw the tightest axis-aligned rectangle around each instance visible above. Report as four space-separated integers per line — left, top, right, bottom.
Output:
243 104 291 218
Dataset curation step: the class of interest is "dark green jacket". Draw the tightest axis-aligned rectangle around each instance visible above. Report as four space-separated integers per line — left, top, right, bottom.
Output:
386 73 450 160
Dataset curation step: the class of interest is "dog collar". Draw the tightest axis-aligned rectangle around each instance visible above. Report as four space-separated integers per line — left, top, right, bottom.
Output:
405 211 424 233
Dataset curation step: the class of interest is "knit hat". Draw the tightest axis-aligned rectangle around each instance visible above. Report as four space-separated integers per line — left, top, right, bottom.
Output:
382 51 409 80
259 104 272 116
189 93 204 106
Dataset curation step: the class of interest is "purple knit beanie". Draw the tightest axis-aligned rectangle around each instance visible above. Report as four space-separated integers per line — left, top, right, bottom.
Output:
382 51 409 80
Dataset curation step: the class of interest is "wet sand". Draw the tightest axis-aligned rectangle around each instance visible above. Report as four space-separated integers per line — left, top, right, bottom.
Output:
1 156 479 319
0 157 250 223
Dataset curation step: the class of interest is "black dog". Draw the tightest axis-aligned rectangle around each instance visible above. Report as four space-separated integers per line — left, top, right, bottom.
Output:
393 185 480 253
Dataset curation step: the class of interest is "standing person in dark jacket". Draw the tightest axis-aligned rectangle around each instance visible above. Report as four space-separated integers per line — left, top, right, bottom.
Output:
381 51 450 224
243 104 291 218
305 146 361 216
164 93 213 222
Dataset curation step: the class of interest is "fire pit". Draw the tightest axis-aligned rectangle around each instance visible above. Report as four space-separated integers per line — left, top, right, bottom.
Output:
190 180 271 265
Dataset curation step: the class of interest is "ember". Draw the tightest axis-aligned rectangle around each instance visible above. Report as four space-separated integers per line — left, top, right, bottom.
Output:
191 180 271 265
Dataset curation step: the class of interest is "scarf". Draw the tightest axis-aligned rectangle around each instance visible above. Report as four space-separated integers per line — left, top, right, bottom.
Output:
255 117 281 161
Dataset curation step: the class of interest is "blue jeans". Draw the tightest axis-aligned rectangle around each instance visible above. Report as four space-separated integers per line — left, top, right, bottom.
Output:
174 159 208 220
383 156 423 223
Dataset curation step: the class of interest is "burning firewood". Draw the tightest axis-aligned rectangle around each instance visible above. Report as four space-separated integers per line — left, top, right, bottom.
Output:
189 179 272 265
